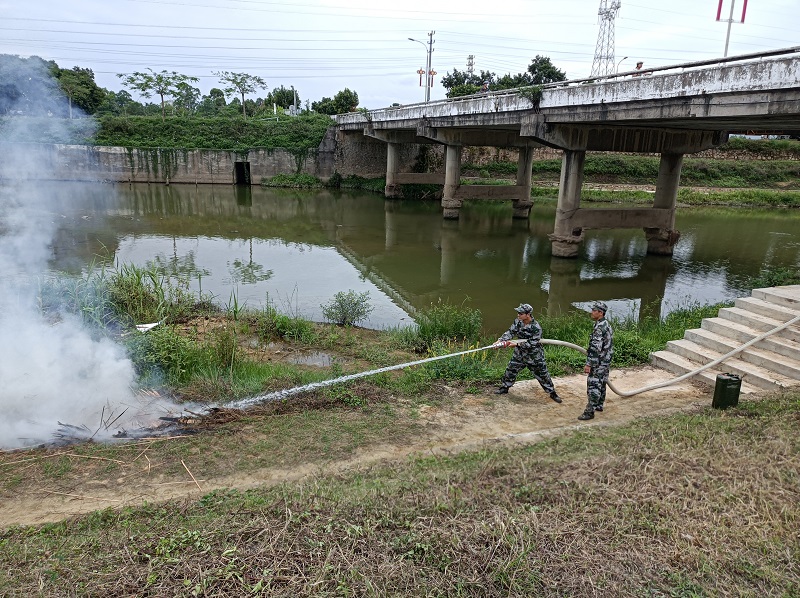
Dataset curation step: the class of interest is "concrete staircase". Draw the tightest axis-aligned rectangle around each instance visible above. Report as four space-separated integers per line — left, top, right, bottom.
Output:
650 285 800 395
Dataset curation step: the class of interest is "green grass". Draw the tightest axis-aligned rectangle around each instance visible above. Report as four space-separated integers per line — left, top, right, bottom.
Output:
531 185 800 207
261 173 323 188
2 391 798 595
35 264 739 408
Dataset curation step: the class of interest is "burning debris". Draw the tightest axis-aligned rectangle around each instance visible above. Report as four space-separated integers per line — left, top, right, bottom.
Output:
48 389 202 447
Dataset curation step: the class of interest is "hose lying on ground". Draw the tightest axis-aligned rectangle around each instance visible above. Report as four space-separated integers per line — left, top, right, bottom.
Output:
542 311 800 398
222 312 800 410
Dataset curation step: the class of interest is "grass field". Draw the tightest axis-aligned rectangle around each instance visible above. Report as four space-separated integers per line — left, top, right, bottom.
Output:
1 390 798 596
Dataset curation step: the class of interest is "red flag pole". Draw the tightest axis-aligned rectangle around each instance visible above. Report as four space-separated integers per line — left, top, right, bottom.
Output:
741 0 748 23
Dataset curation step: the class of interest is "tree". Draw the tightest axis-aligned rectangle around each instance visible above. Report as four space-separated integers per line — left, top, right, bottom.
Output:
440 68 486 90
441 58 566 98
55 67 105 118
526 55 567 85
333 88 359 113
311 96 336 115
173 81 201 116
441 69 493 98
493 72 534 91
0 54 63 116
267 85 298 109
95 90 143 116
117 68 199 121
312 88 359 115
213 71 267 118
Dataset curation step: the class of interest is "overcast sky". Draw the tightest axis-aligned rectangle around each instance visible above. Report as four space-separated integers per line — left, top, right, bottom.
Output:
1 0 797 109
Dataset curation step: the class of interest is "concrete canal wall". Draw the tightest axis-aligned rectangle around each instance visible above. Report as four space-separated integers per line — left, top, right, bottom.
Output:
2 126 338 185
2 126 794 186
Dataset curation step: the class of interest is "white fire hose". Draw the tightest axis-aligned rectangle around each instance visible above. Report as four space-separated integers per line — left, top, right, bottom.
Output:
194 312 800 410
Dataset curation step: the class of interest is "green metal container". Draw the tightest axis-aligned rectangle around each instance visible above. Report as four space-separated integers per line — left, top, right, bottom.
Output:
712 372 741 409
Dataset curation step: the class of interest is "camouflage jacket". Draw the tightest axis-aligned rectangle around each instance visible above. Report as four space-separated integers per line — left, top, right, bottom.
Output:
586 318 613 368
499 318 543 351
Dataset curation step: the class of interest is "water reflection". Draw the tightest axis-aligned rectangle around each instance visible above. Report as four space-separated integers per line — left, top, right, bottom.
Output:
37 182 800 333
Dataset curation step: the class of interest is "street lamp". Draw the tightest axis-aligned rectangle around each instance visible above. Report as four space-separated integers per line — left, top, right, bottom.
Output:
409 34 434 102
616 56 628 72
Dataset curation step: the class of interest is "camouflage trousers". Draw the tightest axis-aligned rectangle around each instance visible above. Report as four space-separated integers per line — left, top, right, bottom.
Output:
500 347 555 395
585 365 610 412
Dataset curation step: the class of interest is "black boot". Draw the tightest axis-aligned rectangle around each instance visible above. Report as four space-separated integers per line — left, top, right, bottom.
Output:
594 405 604 412
550 391 562 404
577 410 594 421
494 387 509 394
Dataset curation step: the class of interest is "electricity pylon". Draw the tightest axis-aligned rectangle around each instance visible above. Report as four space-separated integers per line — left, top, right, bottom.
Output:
590 0 621 76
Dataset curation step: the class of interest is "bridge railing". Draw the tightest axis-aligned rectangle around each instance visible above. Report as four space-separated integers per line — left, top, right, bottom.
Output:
335 45 800 126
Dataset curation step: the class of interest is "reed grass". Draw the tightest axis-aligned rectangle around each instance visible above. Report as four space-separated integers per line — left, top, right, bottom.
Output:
391 300 484 353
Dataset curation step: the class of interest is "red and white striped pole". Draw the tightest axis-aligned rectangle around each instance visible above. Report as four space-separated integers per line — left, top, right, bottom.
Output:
717 0 749 57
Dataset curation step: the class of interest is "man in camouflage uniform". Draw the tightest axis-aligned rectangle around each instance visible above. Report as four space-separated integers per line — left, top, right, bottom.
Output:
578 301 614 420
493 303 562 403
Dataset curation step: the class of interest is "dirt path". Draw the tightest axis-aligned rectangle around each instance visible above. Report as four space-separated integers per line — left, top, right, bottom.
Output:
1 365 723 528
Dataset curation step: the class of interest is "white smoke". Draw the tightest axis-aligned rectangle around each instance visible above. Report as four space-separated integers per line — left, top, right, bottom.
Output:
0 58 158 448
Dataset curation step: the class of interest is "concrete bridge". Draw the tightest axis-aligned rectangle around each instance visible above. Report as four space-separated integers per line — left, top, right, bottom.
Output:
335 47 800 257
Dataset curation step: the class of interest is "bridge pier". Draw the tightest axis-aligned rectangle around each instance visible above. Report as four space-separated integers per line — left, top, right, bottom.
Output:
645 152 683 255
417 126 540 219
385 142 403 198
513 146 535 219
549 149 586 258
442 144 463 219
525 121 727 258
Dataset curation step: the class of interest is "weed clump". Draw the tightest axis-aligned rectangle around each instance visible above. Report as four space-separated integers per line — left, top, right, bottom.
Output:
321 290 374 327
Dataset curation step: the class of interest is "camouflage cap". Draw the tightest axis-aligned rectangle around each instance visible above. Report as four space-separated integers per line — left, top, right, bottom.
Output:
514 303 533 314
591 301 608 314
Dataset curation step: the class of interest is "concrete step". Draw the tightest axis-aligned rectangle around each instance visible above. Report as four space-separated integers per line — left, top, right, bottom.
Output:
716 307 800 343
650 285 800 394
735 296 800 322
700 317 800 362
664 339 797 391
752 285 800 310
649 350 759 394
684 328 800 380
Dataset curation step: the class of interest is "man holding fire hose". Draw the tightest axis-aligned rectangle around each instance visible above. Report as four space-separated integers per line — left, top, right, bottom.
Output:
492 303 562 403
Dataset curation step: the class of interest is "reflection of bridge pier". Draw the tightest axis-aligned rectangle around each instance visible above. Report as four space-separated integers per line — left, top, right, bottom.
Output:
438 219 459 285
547 253 675 322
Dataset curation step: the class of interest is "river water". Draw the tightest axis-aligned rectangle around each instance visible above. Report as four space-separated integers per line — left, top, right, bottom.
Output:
41 182 800 333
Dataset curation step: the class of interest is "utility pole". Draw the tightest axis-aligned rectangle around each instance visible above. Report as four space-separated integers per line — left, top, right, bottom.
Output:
425 31 435 103
590 0 621 77
409 31 436 102
717 0 748 57
466 55 474 77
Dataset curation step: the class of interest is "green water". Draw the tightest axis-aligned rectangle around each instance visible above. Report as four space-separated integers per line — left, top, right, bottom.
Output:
43 182 800 334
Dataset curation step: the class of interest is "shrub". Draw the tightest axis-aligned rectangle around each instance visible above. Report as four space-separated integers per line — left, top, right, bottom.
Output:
261 173 322 188
326 171 343 188
93 113 333 151
321 290 374 327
